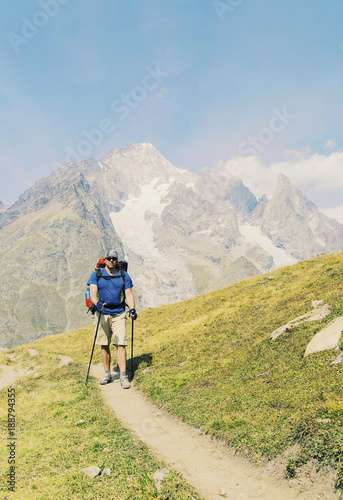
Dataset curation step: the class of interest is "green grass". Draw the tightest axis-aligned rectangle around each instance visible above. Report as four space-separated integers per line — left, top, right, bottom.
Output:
132 252 343 488
0 361 202 499
2 251 343 496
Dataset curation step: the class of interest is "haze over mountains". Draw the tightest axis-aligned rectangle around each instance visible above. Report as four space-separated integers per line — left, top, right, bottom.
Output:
1 143 343 348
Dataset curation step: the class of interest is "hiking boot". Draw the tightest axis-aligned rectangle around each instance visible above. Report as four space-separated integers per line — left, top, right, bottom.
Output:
100 373 112 385
120 375 131 389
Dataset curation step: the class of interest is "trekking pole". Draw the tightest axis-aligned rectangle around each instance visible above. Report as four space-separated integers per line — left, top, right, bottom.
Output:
130 318 134 379
85 306 103 385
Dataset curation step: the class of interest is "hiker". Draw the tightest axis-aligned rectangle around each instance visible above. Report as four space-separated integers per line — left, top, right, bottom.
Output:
88 249 137 389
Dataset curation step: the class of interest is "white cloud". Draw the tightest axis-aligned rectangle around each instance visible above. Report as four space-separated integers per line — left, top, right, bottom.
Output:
211 156 276 198
214 150 343 199
324 139 337 150
322 206 343 224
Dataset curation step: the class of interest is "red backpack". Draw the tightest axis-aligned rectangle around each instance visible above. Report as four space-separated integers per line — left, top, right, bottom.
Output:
85 257 128 314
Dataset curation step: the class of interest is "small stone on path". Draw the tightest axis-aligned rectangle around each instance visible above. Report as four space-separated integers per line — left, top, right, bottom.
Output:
28 349 38 357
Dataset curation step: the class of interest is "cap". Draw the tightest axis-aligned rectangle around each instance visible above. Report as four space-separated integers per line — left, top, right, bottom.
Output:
105 249 118 259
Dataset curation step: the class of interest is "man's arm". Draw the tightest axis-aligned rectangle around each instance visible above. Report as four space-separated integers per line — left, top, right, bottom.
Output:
90 284 99 306
125 287 135 310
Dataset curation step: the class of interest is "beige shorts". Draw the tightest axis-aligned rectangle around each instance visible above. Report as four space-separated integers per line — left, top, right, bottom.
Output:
93 312 127 346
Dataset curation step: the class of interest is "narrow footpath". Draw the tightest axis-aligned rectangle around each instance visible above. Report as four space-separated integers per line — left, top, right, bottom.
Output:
90 364 339 500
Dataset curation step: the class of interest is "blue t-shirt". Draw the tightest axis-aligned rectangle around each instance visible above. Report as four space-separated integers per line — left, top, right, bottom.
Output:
87 268 133 315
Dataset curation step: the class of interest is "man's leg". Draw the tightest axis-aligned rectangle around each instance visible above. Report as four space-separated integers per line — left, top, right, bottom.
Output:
99 345 112 384
101 345 111 371
93 313 112 385
111 313 130 388
116 345 130 389
116 345 126 373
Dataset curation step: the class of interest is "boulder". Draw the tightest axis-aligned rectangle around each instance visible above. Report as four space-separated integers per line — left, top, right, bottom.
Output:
271 304 331 340
81 466 101 479
304 316 343 357
331 351 343 365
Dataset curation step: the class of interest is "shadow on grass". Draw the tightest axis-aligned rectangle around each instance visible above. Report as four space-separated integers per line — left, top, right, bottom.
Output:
128 352 153 380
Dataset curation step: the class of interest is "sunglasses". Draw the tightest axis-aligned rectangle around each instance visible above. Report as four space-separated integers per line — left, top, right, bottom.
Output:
106 257 118 262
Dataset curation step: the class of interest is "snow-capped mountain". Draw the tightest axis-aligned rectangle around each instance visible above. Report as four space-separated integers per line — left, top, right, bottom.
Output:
261 174 343 260
1 142 342 348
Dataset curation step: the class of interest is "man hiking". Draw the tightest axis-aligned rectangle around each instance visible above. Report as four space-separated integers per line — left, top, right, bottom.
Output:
88 249 137 389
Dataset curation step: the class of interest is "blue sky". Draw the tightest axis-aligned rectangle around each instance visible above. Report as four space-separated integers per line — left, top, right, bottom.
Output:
1 0 343 219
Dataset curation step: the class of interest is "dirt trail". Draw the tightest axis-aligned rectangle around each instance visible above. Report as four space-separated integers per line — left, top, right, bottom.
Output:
91 364 339 500
0 352 74 390
0 366 31 390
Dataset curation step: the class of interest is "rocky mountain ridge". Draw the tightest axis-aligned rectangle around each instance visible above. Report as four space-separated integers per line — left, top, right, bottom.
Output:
1 142 343 348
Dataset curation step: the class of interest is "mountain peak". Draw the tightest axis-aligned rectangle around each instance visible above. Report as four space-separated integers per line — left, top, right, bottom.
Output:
269 172 316 213
128 142 156 151
261 171 343 260
273 173 302 201
276 173 292 189
100 142 163 165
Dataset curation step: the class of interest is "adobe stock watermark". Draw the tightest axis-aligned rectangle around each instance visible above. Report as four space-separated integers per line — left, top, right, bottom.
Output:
222 160 243 178
51 64 169 168
237 107 296 156
8 0 72 54
213 0 244 21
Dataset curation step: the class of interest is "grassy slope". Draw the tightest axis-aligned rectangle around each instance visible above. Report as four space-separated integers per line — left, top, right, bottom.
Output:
132 251 343 487
0 335 202 499
1 251 343 496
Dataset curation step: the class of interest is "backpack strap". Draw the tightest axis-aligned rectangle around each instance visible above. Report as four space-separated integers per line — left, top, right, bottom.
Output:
96 267 125 284
120 268 127 308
